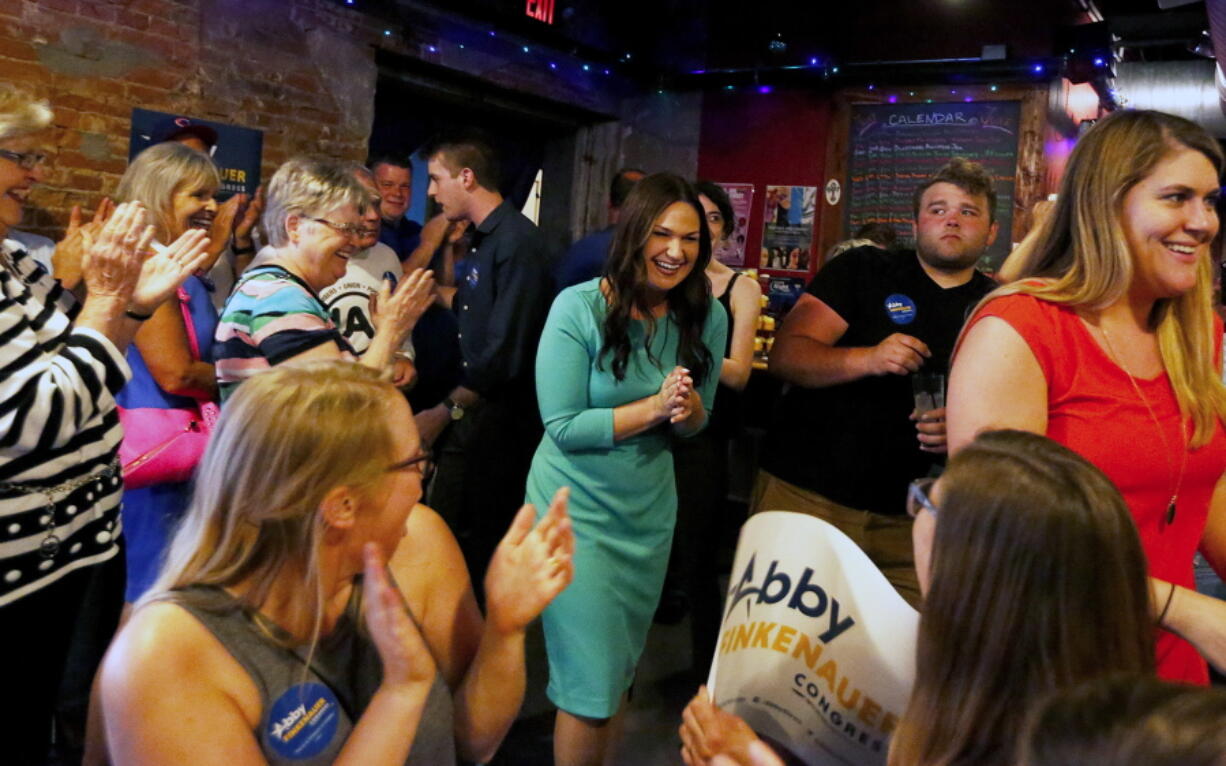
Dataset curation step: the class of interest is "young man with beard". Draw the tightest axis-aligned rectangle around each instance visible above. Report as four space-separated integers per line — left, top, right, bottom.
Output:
755 158 998 606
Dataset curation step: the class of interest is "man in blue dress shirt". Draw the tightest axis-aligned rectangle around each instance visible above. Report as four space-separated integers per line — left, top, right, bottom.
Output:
554 167 644 290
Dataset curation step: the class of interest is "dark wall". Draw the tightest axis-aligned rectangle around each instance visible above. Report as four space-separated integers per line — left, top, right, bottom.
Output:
696 88 833 279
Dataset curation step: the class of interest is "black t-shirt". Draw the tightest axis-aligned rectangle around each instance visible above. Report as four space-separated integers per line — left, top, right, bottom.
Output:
761 247 994 515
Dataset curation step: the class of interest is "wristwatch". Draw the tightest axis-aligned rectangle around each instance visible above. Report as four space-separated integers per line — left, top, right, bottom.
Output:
443 397 466 421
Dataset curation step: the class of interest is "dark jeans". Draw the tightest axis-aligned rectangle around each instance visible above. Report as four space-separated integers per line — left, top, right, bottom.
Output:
672 429 731 673
427 398 541 603
0 551 125 765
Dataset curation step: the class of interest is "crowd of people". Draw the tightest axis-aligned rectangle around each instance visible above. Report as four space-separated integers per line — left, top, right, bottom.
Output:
3 79 1226 766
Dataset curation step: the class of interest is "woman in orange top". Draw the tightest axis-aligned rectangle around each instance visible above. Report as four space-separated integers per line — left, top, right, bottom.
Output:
948 109 1226 683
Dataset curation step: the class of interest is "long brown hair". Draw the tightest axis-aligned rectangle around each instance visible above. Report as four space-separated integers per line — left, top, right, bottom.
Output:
889 430 1154 766
981 109 1226 447
599 172 714 385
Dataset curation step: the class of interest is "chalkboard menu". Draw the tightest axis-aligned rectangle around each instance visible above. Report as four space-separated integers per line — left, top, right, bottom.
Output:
845 101 1021 271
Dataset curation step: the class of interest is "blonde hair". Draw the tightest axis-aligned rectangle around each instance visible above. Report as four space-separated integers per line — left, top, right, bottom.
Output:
978 110 1226 446
0 84 52 142
145 361 401 642
262 157 377 247
116 142 220 242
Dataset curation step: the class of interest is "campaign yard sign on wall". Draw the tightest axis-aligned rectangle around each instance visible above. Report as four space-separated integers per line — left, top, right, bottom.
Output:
845 101 1021 273
128 108 263 199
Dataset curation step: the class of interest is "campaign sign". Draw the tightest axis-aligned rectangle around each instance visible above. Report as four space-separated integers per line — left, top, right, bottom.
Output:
708 512 919 766
128 108 263 198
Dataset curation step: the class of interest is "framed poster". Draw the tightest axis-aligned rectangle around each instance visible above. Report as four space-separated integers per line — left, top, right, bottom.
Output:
761 185 816 274
714 182 754 266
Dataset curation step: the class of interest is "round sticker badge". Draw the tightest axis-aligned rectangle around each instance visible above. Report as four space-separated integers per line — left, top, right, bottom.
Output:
884 294 917 325
266 682 341 760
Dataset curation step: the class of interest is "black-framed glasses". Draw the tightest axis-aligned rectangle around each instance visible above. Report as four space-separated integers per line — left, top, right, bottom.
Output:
0 149 47 170
387 450 434 479
907 477 938 518
308 216 365 238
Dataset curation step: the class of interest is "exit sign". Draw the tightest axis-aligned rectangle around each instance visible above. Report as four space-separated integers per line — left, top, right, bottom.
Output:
526 0 555 24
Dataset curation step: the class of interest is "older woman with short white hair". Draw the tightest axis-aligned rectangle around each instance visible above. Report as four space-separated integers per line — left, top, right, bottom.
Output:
214 157 433 401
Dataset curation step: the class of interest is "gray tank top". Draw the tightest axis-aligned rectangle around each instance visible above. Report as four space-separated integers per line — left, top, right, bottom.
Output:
171 583 456 765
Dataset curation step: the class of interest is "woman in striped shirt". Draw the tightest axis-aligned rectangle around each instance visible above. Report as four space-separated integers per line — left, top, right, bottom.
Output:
0 85 211 763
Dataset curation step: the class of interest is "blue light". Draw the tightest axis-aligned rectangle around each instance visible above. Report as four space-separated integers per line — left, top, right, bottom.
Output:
459 44 464 49
603 68 610 75
522 45 530 53
758 85 772 94
383 29 391 36
964 96 973 103
1033 63 1044 73
345 0 353 5
1094 57 1105 66
867 84 875 90
691 69 706 75
809 57 818 66
990 84 999 91
549 62 557 69
427 45 437 53
725 84 735 90
888 95 898 103
832 66 839 73
582 64 590 71
488 30 496 36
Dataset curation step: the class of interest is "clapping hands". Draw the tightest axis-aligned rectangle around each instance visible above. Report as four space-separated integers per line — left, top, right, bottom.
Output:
483 487 575 636
658 366 696 424
361 542 438 692
373 268 436 346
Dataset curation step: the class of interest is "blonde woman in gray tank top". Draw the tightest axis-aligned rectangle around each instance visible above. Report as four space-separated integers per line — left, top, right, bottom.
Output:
99 361 574 765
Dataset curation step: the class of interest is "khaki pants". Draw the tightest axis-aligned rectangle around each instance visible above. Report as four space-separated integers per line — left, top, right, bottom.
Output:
750 470 921 608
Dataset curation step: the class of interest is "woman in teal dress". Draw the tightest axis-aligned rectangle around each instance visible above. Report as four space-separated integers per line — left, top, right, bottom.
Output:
526 173 728 765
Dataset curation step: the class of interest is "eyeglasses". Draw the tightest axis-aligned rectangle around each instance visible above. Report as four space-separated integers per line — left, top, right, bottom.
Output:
308 217 365 238
907 477 938 518
0 149 47 170
387 450 434 480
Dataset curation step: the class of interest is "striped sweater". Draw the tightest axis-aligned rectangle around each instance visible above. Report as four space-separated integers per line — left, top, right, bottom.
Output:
0 245 129 608
214 264 352 401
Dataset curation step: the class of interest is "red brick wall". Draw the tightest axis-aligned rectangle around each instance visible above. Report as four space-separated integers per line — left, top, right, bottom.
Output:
1 0 416 239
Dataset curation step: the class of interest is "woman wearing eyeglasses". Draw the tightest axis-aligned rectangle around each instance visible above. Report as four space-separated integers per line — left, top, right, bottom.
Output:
214 158 434 401
101 361 575 765
0 85 212 763
681 430 1154 766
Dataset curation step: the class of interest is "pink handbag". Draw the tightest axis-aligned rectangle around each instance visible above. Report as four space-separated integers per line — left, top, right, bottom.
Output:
118 286 219 489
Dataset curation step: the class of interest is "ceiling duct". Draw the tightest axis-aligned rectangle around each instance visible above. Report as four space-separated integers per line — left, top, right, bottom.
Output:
1113 59 1226 136
1207 0 1226 122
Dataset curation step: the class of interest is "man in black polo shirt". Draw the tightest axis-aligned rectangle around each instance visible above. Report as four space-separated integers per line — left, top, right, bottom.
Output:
757 158 998 606
417 135 553 594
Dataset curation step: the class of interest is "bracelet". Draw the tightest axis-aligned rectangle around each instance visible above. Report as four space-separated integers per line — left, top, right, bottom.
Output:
124 307 153 321
1157 582 1177 627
